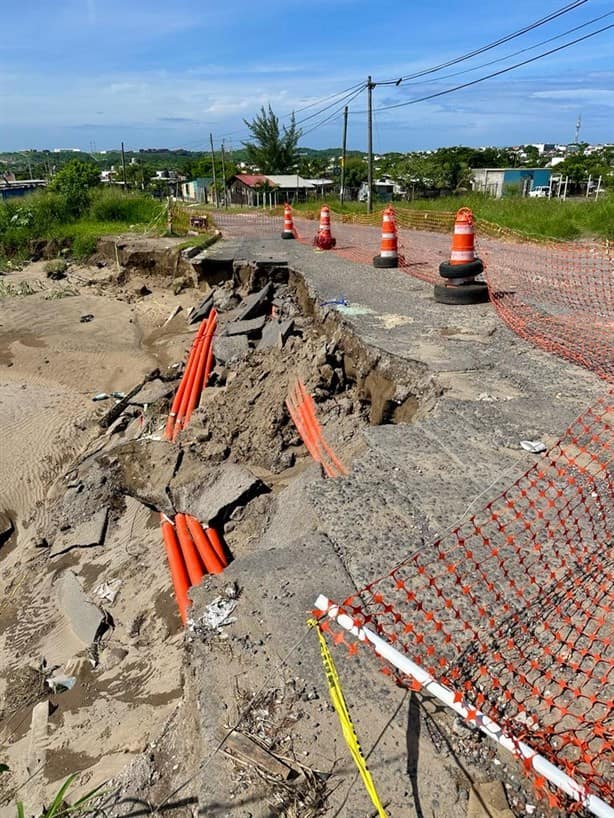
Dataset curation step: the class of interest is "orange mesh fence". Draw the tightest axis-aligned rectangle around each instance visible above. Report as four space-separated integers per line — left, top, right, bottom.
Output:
484 240 614 383
322 393 613 811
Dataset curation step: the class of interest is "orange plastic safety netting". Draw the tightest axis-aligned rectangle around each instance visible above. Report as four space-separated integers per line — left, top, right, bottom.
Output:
484 240 614 383
324 392 613 810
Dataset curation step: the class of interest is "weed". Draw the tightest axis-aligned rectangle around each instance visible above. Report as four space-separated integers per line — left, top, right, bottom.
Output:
0 280 41 298
16 773 106 818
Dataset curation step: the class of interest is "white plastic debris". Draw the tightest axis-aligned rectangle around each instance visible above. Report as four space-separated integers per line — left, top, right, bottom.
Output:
46 673 76 693
94 579 122 604
92 393 110 402
520 440 547 454
189 587 238 637
526 805 536 815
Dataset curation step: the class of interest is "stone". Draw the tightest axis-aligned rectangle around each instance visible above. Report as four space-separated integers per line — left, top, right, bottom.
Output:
213 334 249 364
57 570 107 645
467 781 514 818
258 318 294 350
128 378 173 406
223 315 267 337
171 463 264 524
50 508 108 558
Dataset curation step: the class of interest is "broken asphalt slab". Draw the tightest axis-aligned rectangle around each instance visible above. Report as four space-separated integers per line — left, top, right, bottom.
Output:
234 282 273 321
57 570 107 645
50 507 108 558
258 317 294 350
170 462 265 524
188 292 214 325
223 314 267 337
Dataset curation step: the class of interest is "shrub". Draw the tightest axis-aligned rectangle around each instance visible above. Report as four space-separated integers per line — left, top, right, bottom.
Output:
88 188 162 224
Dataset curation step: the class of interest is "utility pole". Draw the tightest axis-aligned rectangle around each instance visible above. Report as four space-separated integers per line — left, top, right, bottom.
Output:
220 142 228 208
209 133 218 208
340 105 348 208
367 76 374 214
121 141 127 189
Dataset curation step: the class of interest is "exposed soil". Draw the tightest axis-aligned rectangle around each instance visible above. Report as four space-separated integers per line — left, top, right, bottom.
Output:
0 232 595 818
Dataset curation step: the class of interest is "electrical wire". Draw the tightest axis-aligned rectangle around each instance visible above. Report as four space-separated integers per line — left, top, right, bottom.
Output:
299 85 366 138
419 8 614 85
360 22 614 114
374 0 590 86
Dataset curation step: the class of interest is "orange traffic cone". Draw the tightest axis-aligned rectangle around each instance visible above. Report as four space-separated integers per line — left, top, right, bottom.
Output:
373 206 398 268
435 207 488 305
313 205 336 250
281 202 295 239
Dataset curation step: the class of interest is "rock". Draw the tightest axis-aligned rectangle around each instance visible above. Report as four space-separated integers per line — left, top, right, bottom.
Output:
173 275 192 295
235 282 273 321
115 439 179 515
467 781 514 818
57 570 107 645
224 315 267 337
171 463 264 524
189 293 214 325
213 288 241 312
213 334 249 364
135 284 152 297
258 318 294 350
0 511 14 546
128 378 174 406
80 314 94 323
50 508 109 558
163 305 183 326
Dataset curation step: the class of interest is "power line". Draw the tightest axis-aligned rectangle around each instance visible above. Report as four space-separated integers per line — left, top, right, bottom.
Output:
418 9 614 86
359 22 614 114
299 86 366 138
375 0 589 86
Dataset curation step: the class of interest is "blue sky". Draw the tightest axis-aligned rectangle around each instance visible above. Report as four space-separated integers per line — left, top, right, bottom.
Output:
1 0 613 153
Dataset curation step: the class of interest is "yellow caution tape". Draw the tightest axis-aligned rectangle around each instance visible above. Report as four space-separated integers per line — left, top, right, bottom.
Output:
308 619 388 818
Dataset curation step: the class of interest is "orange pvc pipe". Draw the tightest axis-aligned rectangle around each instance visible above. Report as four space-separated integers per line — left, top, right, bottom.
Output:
173 318 209 439
298 381 347 476
174 513 205 586
185 515 225 574
165 320 207 440
203 525 229 568
184 310 217 429
286 395 321 464
160 515 191 625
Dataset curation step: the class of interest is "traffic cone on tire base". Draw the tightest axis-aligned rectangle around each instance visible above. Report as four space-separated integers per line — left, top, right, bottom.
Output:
313 205 336 250
281 203 295 239
373 206 399 268
434 207 489 305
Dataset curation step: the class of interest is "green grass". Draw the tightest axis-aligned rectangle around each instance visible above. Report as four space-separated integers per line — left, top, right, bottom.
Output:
0 189 166 263
291 193 613 241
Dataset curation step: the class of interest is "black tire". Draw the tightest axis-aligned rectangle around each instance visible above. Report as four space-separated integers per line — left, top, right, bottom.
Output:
281 232 295 240
373 255 398 269
438 259 483 279
434 282 490 305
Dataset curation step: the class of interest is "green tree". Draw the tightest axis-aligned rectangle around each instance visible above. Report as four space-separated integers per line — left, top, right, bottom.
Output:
49 158 100 215
243 106 301 173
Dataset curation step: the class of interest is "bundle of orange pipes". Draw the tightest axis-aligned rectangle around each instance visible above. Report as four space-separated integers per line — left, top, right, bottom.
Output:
286 378 347 478
160 513 229 624
164 308 218 442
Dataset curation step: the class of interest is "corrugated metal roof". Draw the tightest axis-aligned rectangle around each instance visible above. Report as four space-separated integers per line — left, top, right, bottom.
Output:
233 174 275 188
266 174 314 189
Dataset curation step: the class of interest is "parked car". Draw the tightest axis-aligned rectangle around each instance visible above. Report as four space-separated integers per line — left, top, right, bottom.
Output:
528 185 551 198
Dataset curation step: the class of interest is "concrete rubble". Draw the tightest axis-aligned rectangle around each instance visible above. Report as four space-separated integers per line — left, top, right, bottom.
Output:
57 570 107 645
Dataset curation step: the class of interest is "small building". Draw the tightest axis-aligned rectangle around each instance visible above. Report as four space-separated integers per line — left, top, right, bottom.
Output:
228 173 334 206
471 167 552 198
0 176 47 200
228 174 277 207
357 178 405 203
181 177 213 203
